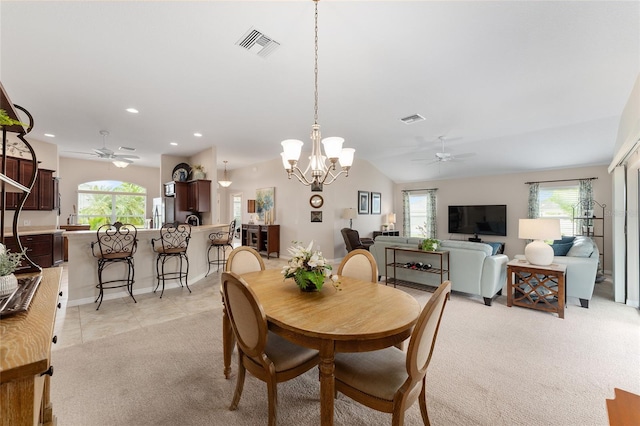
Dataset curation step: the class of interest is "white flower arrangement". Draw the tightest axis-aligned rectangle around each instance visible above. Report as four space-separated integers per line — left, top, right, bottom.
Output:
281 241 333 291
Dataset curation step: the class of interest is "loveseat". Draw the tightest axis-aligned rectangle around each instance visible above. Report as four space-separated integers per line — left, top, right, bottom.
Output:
517 236 600 308
370 236 509 305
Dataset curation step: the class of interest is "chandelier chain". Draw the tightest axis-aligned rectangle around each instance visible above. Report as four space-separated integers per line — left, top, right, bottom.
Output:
314 0 319 125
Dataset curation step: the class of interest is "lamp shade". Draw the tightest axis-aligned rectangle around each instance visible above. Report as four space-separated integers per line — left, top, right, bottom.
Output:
519 218 561 265
342 208 357 220
387 213 396 224
518 219 561 240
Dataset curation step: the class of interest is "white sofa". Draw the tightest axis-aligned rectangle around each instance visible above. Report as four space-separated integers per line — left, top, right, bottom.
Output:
370 236 509 305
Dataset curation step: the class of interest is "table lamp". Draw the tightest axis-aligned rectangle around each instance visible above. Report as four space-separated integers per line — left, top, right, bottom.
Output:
342 208 357 229
387 213 396 230
518 218 561 265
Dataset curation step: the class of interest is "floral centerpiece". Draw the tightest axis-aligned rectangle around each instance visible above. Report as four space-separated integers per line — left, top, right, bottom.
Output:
0 244 26 296
281 241 332 291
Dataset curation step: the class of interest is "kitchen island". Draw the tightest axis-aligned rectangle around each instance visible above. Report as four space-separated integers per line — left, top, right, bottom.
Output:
64 224 227 306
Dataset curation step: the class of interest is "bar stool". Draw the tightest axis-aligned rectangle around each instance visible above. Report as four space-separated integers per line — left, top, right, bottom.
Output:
206 219 236 275
151 222 191 298
90 222 138 310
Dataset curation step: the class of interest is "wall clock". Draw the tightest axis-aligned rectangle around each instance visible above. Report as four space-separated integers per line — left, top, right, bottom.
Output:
309 194 324 208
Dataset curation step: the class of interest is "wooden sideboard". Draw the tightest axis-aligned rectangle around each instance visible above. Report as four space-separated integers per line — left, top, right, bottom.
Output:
241 224 280 258
0 268 62 426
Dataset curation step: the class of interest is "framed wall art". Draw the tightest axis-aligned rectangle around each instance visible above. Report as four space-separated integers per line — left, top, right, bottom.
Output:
256 187 275 221
311 211 323 222
358 191 369 214
371 192 381 215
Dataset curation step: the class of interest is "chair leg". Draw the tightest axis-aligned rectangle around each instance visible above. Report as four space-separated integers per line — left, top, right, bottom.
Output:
95 259 105 310
418 378 431 426
126 257 137 304
154 255 162 294
182 253 191 293
222 300 235 379
206 244 214 277
230 353 246 411
266 376 278 426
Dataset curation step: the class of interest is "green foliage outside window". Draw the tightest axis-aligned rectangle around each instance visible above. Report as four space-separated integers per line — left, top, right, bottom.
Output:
77 181 146 230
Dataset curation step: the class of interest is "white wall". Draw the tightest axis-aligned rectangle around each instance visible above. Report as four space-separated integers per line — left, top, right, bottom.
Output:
396 165 613 270
58 157 161 224
221 157 395 261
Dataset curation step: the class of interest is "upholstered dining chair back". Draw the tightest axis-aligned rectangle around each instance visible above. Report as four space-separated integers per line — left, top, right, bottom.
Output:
92 221 138 259
332 280 451 425
221 271 320 426
337 249 378 283
226 246 265 274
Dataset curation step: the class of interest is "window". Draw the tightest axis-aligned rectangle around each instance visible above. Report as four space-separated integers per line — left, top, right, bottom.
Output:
77 181 147 229
538 185 579 236
403 190 437 238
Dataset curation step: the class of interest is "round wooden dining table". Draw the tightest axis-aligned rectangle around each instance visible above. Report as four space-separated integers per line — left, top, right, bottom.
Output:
239 268 421 426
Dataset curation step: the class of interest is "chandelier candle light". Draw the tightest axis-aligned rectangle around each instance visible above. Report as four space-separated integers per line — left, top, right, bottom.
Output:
280 0 355 189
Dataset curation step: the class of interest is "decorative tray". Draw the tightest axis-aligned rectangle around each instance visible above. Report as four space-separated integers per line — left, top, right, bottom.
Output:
0 275 42 318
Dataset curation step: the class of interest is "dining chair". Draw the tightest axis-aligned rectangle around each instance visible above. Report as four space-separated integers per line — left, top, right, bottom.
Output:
221 246 265 379
333 280 452 426
337 248 378 283
90 222 138 310
221 271 320 426
150 222 191 298
206 219 236 275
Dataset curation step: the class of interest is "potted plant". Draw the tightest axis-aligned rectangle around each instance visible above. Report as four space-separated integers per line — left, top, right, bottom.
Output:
421 238 440 252
0 244 26 296
281 241 333 291
0 109 27 129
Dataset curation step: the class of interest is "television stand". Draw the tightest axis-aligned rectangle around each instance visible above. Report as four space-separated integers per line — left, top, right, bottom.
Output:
469 235 482 242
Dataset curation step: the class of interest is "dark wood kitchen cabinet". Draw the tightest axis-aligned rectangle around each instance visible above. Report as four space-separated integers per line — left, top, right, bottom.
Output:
3 232 64 273
1 156 57 211
187 179 211 212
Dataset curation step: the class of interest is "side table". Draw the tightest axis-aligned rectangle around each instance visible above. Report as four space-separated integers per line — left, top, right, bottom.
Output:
507 259 567 318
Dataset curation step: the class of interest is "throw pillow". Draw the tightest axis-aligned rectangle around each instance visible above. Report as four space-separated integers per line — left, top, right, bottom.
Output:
553 236 576 245
485 242 503 255
566 239 594 257
551 242 573 256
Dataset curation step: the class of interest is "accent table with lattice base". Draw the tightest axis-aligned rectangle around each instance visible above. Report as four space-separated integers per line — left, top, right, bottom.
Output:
507 259 567 319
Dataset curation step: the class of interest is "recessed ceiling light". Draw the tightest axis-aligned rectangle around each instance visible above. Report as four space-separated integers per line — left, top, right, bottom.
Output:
193 133 202 137
170 142 178 146
44 133 55 138
126 108 139 114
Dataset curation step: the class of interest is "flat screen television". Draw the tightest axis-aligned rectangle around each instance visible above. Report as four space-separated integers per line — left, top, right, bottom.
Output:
448 205 507 237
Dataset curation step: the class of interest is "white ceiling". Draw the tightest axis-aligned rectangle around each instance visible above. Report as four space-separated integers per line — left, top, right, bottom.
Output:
1 1 638 183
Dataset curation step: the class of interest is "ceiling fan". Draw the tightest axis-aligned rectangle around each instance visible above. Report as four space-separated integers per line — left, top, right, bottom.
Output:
66 130 140 164
412 136 475 165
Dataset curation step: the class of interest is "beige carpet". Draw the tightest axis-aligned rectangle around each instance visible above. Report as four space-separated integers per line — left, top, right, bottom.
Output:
51 279 640 425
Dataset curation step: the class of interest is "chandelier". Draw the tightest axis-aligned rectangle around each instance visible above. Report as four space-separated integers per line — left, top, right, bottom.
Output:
280 0 355 189
218 160 232 187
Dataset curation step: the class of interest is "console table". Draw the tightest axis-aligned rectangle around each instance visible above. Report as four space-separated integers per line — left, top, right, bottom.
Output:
241 224 280 258
507 259 566 318
384 246 449 290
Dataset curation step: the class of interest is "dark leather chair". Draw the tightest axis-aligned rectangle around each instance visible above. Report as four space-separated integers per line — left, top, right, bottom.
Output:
341 228 374 252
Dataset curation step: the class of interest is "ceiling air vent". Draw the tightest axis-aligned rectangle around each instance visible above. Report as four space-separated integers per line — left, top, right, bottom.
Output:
236 28 281 58
400 114 425 124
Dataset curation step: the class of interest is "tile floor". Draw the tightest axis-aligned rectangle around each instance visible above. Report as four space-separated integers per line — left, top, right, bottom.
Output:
52 256 290 351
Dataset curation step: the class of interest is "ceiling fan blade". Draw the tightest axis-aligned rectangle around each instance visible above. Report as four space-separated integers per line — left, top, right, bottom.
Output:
114 154 140 159
62 150 98 156
452 152 476 159
94 147 114 156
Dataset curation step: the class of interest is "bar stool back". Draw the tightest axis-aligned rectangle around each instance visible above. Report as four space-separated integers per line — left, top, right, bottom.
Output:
151 222 192 298
90 222 138 310
206 219 236 275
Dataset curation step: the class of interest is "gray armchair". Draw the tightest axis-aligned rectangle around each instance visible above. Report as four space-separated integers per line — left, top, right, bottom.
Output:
341 228 374 252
